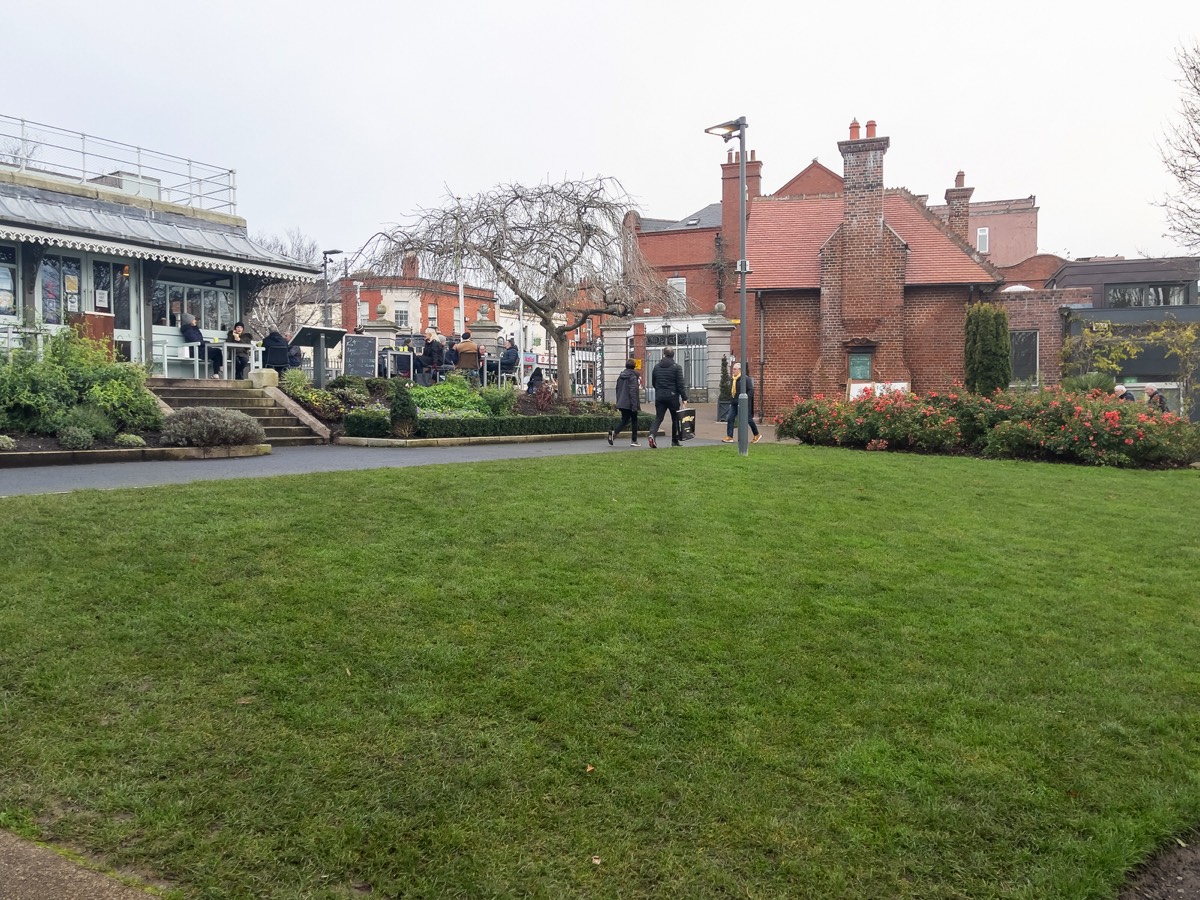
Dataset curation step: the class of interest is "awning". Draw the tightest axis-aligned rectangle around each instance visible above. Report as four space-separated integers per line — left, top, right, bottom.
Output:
0 223 318 283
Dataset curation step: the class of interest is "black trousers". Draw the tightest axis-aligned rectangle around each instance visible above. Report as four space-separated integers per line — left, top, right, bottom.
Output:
651 396 681 443
614 408 639 441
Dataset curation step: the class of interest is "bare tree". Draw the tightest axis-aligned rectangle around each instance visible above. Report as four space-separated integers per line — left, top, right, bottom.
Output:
245 228 323 336
1161 41 1200 250
371 177 687 399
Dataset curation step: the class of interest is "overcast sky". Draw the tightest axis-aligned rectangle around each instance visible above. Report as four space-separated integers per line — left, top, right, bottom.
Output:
7 1 1197 267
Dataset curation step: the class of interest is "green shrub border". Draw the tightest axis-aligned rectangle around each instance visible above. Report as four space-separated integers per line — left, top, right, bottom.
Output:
415 413 653 439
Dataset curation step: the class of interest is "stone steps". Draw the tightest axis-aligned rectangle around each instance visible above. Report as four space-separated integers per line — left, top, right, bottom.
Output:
147 377 325 446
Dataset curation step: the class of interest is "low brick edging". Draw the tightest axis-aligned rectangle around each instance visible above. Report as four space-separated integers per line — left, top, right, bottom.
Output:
0 444 272 469
336 433 609 448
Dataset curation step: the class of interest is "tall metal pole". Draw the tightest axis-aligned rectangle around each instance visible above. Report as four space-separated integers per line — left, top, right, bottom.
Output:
736 122 750 456
322 254 330 327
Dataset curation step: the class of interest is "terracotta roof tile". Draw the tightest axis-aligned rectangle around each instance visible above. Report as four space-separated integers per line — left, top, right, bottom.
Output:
746 193 1001 290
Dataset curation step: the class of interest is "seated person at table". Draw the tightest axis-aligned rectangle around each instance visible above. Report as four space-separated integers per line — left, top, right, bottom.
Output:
180 313 223 378
492 337 519 377
414 328 444 376
262 328 292 375
225 321 253 379
455 331 481 378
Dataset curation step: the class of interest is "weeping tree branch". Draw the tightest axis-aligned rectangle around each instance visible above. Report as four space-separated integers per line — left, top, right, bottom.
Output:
371 177 690 399
1161 41 1200 250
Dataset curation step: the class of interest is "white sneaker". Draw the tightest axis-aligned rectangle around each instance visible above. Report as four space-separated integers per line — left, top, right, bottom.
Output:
630 441 639 446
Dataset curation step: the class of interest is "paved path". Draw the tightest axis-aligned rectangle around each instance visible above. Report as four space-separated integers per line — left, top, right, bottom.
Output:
0 404 756 498
0 832 156 899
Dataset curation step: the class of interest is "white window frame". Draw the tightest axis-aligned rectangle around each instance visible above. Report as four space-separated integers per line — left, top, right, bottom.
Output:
0 243 17 320
394 306 409 329
427 302 438 329
976 227 990 254
666 276 687 301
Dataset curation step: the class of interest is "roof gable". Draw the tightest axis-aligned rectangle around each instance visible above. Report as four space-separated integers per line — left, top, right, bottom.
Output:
773 160 843 197
747 192 1002 290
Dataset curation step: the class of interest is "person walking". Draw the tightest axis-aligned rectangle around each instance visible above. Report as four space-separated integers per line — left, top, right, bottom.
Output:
1113 384 1137 402
722 361 762 444
647 347 688 449
1145 384 1170 413
608 358 642 447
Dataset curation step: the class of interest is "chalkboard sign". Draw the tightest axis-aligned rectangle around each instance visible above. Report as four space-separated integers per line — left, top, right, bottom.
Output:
342 335 378 378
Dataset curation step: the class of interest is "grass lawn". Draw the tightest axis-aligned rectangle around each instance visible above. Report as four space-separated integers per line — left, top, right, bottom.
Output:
1 445 1198 899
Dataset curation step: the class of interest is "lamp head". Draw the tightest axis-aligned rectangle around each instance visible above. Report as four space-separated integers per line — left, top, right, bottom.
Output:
704 117 747 142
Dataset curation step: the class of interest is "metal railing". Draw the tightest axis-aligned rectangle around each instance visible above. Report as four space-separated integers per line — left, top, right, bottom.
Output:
0 114 237 213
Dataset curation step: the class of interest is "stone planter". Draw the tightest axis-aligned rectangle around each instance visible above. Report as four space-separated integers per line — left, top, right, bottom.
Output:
717 400 732 423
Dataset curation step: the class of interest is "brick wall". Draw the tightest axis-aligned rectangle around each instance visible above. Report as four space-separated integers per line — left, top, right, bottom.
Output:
995 287 1091 387
904 287 970 392
759 290 821 414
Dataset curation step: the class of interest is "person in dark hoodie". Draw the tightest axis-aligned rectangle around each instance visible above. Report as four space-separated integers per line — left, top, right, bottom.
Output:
607 358 642 446
180 313 223 378
647 347 688 448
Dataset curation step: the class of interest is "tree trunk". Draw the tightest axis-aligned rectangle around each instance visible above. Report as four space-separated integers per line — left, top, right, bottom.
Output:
555 331 573 401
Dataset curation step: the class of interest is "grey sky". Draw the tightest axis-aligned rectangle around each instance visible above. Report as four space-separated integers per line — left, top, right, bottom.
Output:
8 0 1196 266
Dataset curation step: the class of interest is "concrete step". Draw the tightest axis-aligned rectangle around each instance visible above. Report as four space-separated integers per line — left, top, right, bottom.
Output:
263 425 318 438
268 435 326 447
157 395 276 408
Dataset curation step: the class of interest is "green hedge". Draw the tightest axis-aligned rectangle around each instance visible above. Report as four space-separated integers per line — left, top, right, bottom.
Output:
415 413 653 439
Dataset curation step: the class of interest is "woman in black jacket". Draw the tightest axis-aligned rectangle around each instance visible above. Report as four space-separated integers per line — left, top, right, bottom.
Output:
608 359 642 446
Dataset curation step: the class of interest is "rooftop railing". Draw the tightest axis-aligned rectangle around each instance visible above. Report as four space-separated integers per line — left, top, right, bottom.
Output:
0 114 237 214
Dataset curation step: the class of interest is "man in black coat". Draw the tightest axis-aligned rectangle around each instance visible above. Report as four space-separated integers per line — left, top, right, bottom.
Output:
648 347 688 449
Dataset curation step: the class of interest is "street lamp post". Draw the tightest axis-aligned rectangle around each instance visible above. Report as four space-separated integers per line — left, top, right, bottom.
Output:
705 117 750 456
321 249 342 328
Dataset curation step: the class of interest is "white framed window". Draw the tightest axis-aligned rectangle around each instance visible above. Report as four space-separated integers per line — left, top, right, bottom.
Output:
38 252 82 325
666 276 687 301
357 300 368 325
0 244 16 318
453 308 463 335
1010 329 1038 384
394 307 409 328
976 227 990 254
427 303 438 328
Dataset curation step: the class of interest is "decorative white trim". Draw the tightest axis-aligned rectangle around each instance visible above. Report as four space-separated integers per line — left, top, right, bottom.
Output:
0 224 318 283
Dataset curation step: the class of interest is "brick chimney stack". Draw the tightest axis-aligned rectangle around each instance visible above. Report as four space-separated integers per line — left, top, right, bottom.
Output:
838 117 889 227
943 170 974 245
401 251 419 279
721 147 763 247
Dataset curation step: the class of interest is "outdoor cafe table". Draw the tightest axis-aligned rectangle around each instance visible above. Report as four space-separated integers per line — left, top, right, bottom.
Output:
217 341 264 380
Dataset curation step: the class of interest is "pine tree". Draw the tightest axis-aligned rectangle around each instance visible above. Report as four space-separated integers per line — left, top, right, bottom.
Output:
964 303 1012 395
718 354 732 402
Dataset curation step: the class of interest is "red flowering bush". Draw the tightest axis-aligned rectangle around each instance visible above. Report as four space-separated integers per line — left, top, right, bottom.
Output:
775 384 1198 468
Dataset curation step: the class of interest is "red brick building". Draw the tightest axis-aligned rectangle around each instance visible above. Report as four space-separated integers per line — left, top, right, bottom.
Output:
634 119 1074 415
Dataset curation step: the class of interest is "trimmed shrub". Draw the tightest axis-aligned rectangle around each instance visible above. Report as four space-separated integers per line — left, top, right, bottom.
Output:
365 378 397 402
964 303 1012 395
160 407 266 447
478 384 518 417
414 414 647 439
410 374 490 416
326 375 368 392
57 426 95 450
344 406 393 438
114 433 147 448
59 404 117 442
390 381 418 431
0 435 16 451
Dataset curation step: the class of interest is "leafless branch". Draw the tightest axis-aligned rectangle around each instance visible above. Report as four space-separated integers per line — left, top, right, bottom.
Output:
1160 41 1200 250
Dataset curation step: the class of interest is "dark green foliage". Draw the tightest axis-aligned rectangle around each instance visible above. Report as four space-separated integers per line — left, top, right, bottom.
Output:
964 303 1012 395
414 414 647 439
478 385 518 416
159 407 266 447
0 356 74 433
58 405 117 442
326 375 368 392
1063 372 1117 394
718 354 732 402
390 381 418 429
343 407 393 438
56 426 95 450
365 378 397 402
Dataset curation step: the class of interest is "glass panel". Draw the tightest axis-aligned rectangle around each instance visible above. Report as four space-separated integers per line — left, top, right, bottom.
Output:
1106 286 1139 308
186 287 202 323
1010 330 1038 383
40 255 62 325
217 290 233 332
113 263 130 330
62 256 82 317
1163 285 1186 306
152 282 167 326
169 285 184 326
0 268 14 316
202 288 218 330
848 352 872 381
0 245 15 265
92 261 111 313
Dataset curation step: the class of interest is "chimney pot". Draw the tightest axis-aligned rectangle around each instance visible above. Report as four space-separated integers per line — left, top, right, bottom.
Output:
849 118 860 140
865 119 877 138
955 170 965 188
727 149 734 163
750 149 756 162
